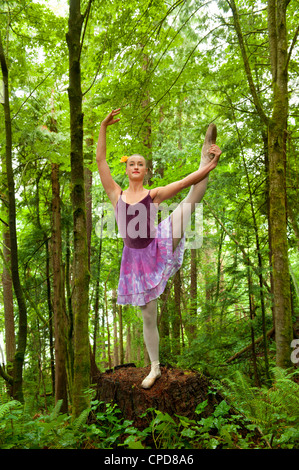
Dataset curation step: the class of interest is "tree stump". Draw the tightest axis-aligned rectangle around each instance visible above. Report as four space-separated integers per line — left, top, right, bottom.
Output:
93 364 224 429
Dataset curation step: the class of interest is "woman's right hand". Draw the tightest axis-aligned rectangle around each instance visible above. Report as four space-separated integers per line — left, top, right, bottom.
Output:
101 108 121 127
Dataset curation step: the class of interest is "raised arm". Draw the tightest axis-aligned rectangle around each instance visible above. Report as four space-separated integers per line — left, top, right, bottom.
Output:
151 144 222 205
96 109 121 207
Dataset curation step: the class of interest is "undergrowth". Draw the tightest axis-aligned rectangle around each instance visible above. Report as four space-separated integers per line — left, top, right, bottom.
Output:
0 367 298 449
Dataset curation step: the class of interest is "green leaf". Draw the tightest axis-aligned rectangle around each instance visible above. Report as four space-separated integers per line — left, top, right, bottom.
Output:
195 400 208 415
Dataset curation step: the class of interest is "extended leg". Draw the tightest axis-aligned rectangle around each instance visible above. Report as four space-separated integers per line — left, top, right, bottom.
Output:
172 124 217 251
140 299 161 389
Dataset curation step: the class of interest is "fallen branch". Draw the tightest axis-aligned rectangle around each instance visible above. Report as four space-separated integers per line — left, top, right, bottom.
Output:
226 326 275 363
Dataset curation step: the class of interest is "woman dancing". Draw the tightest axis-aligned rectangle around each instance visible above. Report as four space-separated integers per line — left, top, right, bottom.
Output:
96 108 221 389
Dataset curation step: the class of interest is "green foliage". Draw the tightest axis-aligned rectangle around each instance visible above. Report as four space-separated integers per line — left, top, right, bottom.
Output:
1 370 298 449
218 367 299 448
1 0 299 451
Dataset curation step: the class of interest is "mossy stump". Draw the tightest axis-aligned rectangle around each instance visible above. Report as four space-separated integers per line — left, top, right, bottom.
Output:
93 363 224 429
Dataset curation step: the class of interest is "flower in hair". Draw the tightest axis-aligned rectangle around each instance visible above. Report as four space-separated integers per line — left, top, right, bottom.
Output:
120 155 129 162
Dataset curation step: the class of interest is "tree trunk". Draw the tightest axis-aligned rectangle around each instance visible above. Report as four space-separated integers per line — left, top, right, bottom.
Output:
84 136 93 269
267 0 293 368
66 0 90 416
125 323 132 363
2 229 15 396
51 162 68 413
141 50 153 183
118 305 124 365
45 237 55 397
65 222 74 389
185 248 197 343
246 240 260 387
0 31 27 403
112 289 119 367
159 289 171 361
172 271 181 357
93 211 103 358
229 0 293 368
104 272 112 369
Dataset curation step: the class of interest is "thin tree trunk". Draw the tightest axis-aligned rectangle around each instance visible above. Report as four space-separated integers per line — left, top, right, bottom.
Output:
93 211 103 357
2 229 15 396
246 235 260 387
104 271 112 369
118 305 124 365
263 133 275 326
125 323 132 363
112 289 119 367
65 222 74 389
141 50 153 183
173 271 181 357
66 0 91 416
185 248 197 343
51 162 68 412
0 31 27 403
45 232 55 396
160 290 171 360
84 137 93 269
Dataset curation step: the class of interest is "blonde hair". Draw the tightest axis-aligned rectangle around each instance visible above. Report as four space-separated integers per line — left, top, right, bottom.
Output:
126 154 148 168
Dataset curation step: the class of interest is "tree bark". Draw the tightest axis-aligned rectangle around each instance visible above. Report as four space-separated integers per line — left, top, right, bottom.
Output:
2 229 15 396
51 162 68 413
141 50 153 183
125 323 132 363
84 136 93 269
0 31 27 403
185 248 197 343
118 305 124 365
104 271 112 369
173 271 182 356
66 0 91 416
159 289 171 360
267 0 293 368
246 240 261 387
112 289 119 367
45 236 55 397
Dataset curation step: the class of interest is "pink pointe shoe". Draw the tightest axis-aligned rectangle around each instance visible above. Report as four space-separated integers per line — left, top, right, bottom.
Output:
141 361 161 389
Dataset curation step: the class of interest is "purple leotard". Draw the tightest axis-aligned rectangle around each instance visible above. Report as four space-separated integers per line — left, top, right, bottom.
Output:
115 190 185 306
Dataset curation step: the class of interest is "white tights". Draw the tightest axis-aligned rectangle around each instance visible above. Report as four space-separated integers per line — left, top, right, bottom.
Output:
171 123 217 251
141 299 159 362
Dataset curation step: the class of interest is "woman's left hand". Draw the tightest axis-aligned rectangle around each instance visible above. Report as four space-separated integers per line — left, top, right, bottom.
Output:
209 144 222 165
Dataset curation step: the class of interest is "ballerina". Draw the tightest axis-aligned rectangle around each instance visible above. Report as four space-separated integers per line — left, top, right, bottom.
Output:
96 108 221 389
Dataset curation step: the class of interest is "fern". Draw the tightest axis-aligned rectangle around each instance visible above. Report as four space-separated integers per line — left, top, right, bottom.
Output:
48 399 63 422
72 409 89 432
218 367 299 446
269 367 299 418
0 400 22 419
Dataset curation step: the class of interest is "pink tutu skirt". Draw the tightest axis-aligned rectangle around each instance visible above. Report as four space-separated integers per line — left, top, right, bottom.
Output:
117 215 185 306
